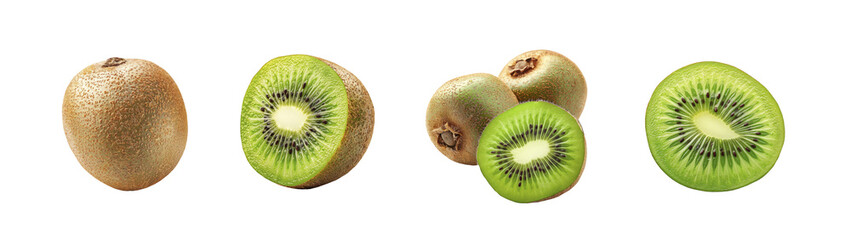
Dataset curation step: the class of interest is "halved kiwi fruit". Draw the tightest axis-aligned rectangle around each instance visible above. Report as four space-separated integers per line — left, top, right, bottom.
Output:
63 57 187 191
240 55 374 188
477 101 586 203
498 50 587 117
426 73 519 165
646 61 784 191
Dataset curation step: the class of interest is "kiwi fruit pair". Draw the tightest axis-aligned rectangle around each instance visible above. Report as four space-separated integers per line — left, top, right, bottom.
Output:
427 50 587 165
646 62 784 191
63 57 188 191
426 50 587 203
240 55 374 188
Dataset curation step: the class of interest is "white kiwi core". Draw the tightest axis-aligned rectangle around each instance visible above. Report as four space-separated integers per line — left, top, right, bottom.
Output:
693 111 739 140
510 140 550 164
271 106 309 131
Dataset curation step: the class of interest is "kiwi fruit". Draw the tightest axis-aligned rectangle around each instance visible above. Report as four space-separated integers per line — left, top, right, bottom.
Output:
426 73 519 165
63 57 188 191
646 62 784 191
477 101 586 203
240 55 374 188
498 50 587 117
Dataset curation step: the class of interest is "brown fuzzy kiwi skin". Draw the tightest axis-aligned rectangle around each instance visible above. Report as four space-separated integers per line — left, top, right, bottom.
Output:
290 57 375 189
426 73 519 165
498 50 587 118
62 57 188 191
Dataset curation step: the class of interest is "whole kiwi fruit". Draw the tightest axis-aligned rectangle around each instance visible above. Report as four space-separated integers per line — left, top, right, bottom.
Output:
426 73 519 165
240 55 374 188
477 101 586 203
63 57 188 191
646 61 784 191
498 50 587 117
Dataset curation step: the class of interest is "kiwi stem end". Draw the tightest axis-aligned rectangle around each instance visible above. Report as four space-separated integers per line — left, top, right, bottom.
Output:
433 123 460 150
509 57 537 77
102 57 127 67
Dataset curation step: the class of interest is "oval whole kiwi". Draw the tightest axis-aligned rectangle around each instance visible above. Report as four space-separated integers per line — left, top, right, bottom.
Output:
426 73 519 165
498 50 587 117
63 57 188 191
240 55 374 188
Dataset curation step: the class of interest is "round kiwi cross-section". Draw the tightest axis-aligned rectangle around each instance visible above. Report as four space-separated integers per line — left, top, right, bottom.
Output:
477 101 586 203
240 55 374 188
646 62 784 191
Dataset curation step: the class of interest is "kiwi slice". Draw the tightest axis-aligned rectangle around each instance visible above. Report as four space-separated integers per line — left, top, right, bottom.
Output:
477 101 586 203
646 62 784 191
498 50 587 117
240 55 374 188
426 73 519 165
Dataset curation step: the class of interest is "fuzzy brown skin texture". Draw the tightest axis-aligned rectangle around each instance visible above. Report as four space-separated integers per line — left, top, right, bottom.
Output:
498 50 587 118
63 58 187 191
292 58 375 188
426 73 519 165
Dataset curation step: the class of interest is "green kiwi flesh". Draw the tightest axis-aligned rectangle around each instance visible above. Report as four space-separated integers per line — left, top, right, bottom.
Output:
646 62 784 191
498 50 587 118
426 73 519 165
477 101 586 203
240 55 374 188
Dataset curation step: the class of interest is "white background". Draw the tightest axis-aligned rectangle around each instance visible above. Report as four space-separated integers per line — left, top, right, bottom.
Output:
1 1 848 239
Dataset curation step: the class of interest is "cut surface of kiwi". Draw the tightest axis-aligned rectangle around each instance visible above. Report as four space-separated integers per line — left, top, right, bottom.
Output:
477 101 585 203
646 62 784 191
240 55 374 188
